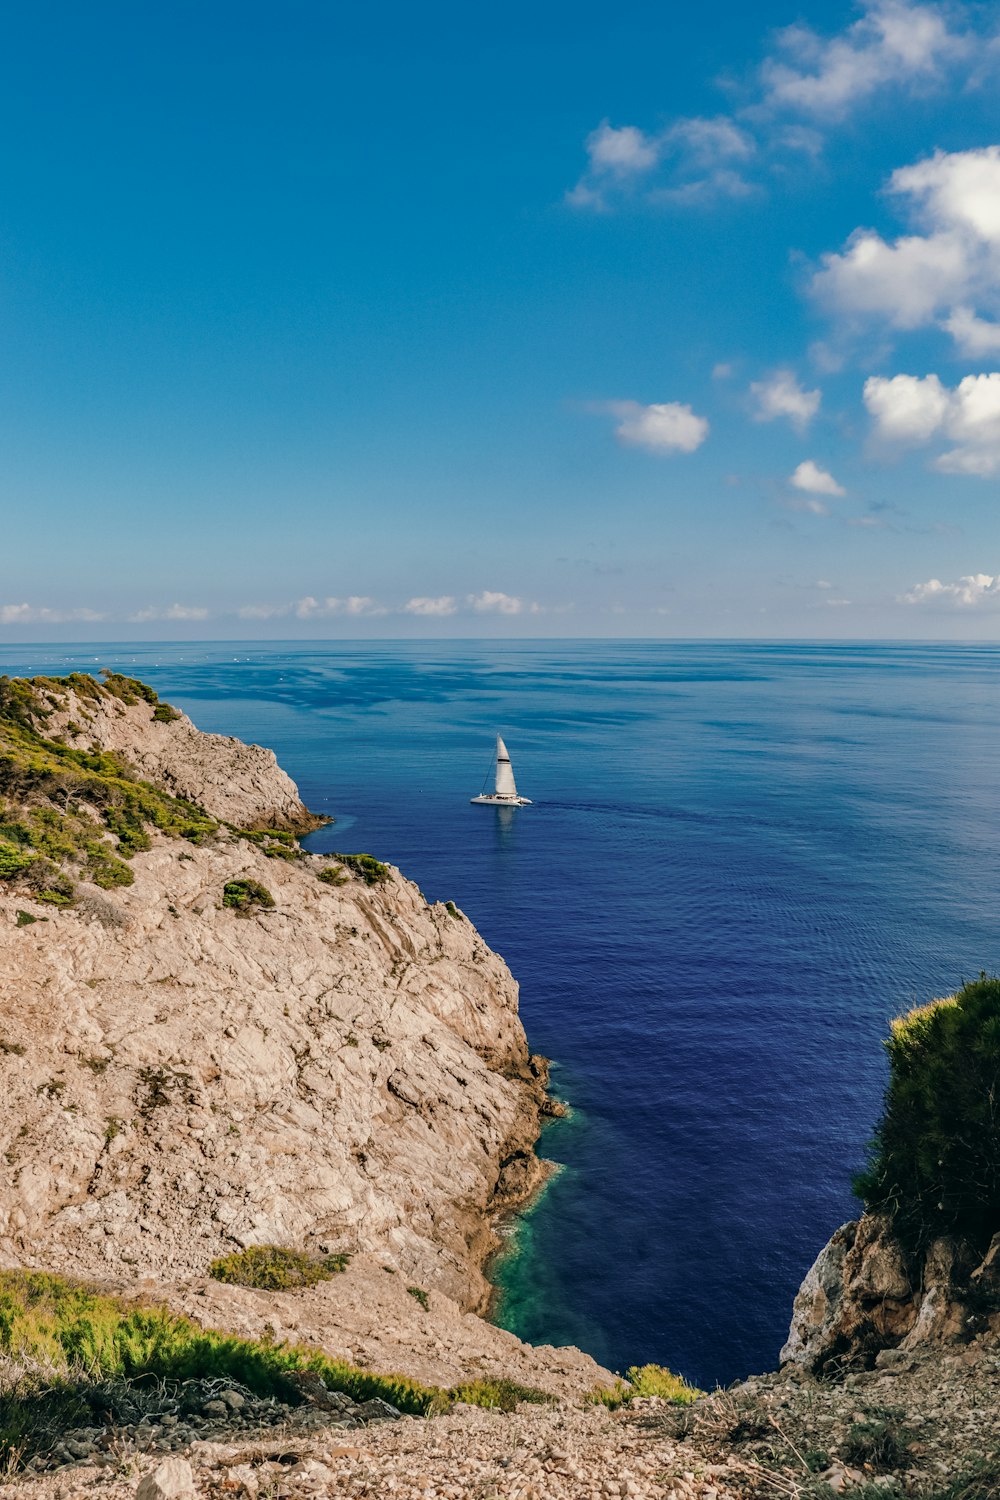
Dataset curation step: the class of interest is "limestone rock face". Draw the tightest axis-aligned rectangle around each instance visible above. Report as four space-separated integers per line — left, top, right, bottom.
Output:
25 680 319 831
0 838 545 1312
0 683 551 1320
782 1213 1000 1371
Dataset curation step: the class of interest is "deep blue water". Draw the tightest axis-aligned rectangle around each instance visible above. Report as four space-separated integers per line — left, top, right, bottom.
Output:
4 640 1000 1389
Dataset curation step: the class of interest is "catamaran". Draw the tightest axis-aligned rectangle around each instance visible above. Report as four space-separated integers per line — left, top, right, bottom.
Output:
471 734 532 806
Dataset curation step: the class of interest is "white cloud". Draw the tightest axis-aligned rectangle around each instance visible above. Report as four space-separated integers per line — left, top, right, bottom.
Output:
813 148 1000 346
903 573 1000 606
786 496 831 516
750 370 821 429
943 306 1000 357
568 114 754 209
812 226 971 330
863 373 950 441
601 399 709 454
0 604 105 624
403 596 457 616
790 460 845 496
894 146 1000 244
294 595 385 618
467 591 525 614
566 121 659 208
864 371 1000 475
129 603 209 622
237 602 291 619
761 1 966 119
586 122 657 176
568 4 982 209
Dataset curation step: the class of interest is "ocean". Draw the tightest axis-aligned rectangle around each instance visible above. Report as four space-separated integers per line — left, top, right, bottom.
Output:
4 639 999 1390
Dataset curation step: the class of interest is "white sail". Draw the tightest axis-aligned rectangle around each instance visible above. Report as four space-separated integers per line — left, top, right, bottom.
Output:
495 735 517 797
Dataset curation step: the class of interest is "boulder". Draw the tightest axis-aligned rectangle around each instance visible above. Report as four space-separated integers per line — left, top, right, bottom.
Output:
135 1458 196 1500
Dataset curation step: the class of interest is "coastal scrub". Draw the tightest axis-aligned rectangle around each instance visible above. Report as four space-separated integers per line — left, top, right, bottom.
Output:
336 853 390 885
208 1245 349 1290
854 975 1000 1253
0 674 217 903
0 1272 562 1467
589 1364 702 1409
222 879 275 912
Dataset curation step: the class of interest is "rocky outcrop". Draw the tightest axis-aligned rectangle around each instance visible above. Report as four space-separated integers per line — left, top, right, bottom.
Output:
782 1213 1000 1371
20 675 321 831
0 835 549 1313
0 672 597 1395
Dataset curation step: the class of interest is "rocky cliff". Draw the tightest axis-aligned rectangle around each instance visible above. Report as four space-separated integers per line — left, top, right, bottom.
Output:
14 671 322 832
0 671 609 1398
782 1212 1000 1373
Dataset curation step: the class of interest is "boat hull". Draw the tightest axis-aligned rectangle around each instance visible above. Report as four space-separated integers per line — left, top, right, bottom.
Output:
470 795 532 806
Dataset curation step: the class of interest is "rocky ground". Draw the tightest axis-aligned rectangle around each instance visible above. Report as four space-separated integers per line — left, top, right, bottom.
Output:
4 1336 999 1499
137 1258 610 1400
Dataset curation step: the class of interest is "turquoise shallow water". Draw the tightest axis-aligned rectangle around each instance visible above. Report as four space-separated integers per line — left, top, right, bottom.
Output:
3 639 1000 1388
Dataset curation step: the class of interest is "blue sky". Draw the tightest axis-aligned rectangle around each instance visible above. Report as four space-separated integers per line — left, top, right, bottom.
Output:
4 1 1000 639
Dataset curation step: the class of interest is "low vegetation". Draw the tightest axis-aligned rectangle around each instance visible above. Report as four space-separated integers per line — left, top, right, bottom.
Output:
239 827 302 861
0 673 216 906
854 975 1000 1253
842 1413 912 1473
336 852 390 885
0 1272 560 1468
318 863 349 886
222 879 275 912
208 1245 350 1291
589 1363 702 1410
448 1378 553 1412
407 1285 430 1311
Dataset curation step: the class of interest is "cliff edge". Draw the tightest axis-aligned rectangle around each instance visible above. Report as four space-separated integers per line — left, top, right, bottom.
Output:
0 671 609 1399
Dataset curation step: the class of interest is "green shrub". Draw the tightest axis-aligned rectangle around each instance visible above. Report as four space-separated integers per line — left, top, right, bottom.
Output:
854 976 1000 1253
407 1286 429 1311
444 900 462 919
222 879 275 912
240 828 302 861
151 702 181 723
336 853 390 885
84 845 134 889
15 910 37 927
447 1378 552 1412
589 1364 702 1409
318 864 349 887
0 676 218 899
208 1246 350 1291
0 1268 570 1468
842 1415 910 1472
0 839 34 879
931 1458 1000 1500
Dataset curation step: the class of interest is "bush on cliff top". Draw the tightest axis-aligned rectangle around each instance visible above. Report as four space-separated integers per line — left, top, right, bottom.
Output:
854 975 1000 1254
0 674 217 903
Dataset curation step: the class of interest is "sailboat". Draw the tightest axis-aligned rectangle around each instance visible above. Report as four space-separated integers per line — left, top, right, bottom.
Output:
470 735 532 806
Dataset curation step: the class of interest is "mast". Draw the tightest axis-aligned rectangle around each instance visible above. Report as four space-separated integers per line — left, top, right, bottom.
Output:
495 734 517 798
